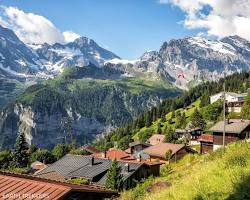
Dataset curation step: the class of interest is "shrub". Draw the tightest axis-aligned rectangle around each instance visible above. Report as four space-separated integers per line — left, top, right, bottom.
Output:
30 149 56 164
226 155 247 168
66 178 89 185
69 149 89 155
160 164 172 177
52 144 70 160
10 167 31 174
0 150 12 169
130 177 154 200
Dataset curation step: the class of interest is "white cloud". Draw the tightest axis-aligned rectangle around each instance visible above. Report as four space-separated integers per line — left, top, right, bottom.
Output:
0 6 80 44
160 0 250 40
63 31 80 43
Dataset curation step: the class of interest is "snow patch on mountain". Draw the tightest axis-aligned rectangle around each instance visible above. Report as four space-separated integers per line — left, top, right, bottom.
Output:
188 37 236 55
106 58 138 65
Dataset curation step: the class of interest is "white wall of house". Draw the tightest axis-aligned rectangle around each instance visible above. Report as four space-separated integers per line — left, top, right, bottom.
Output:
228 106 242 113
210 92 244 104
213 144 222 151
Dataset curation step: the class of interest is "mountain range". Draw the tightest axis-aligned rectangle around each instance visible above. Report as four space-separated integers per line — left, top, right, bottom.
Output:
1 24 250 91
0 24 250 149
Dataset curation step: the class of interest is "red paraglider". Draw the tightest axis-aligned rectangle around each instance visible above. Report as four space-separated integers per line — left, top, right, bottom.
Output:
177 73 185 79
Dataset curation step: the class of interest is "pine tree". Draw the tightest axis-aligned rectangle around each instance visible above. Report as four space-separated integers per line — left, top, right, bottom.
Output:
12 132 29 168
189 108 206 129
165 149 173 161
176 112 186 129
200 90 210 107
156 122 162 134
241 91 250 119
105 159 123 191
145 111 152 127
164 126 176 143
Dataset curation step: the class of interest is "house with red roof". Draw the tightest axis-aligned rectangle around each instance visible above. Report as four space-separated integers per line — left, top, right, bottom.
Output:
0 171 117 200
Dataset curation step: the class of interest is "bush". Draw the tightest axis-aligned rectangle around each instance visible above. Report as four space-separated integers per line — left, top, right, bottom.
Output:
52 144 70 160
226 155 247 167
66 178 89 185
0 150 12 169
130 177 154 200
69 149 89 155
10 167 31 174
30 149 56 164
160 164 173 177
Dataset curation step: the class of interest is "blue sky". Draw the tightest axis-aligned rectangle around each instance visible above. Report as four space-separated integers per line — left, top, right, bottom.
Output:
0 0 202 59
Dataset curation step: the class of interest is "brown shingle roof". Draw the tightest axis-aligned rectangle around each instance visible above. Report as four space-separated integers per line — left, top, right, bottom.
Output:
81 145 100 154
198 134 213 142
129 141 151 147
92 149 134 160
143 143 185 159
0 171 117 200
209 119 250 134
147 134 165 145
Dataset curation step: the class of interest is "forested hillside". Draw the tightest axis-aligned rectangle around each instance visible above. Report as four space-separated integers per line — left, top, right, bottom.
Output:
0 65 180 150
94 72 250 150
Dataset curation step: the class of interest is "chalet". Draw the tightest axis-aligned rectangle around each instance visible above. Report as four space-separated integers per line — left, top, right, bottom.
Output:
143 143 196 163
147 134 166 145
0 171 118 200
198 134 214 154
92 149 135 161
210 92 246 113
36 155 160 189
209 119 250 150
175 124 203 145
126 141 151 155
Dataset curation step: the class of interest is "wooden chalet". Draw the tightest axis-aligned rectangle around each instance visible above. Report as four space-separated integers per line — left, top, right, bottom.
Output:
143 143 196 163
209 119 250 150
126 141 151 155
198 134 213 154
175 126 203 145
36 154 160 189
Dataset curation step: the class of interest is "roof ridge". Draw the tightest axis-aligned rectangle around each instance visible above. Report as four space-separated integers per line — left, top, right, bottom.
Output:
0 170 114 192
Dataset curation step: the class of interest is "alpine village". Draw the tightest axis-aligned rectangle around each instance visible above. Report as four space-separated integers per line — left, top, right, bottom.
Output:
1 2 250 200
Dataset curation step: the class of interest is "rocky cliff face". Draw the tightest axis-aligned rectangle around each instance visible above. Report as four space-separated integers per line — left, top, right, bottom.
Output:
105 36 250 89
0 66 179 149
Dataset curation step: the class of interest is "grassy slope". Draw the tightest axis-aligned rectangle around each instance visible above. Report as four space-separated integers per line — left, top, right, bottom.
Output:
120 141 250 200
17 77 179 107
133 99 201 141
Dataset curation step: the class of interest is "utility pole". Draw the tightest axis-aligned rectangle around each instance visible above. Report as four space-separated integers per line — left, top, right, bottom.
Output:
223 74 226 148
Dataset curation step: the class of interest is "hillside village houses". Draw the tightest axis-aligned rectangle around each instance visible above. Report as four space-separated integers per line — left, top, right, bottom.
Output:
25 91 250 192
210 92 246 113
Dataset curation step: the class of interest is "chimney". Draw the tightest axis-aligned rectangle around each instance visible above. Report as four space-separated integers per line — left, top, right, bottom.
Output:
124 163 130 172
102 151 107 158
137 154 142 162
89 156 94 166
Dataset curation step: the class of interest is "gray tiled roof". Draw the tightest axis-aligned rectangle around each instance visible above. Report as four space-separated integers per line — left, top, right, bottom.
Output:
36 154 144 186
96 161 143 185
209 119 250 134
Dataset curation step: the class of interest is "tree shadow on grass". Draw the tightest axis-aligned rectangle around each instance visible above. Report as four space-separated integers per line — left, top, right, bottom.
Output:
226 175 250 200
